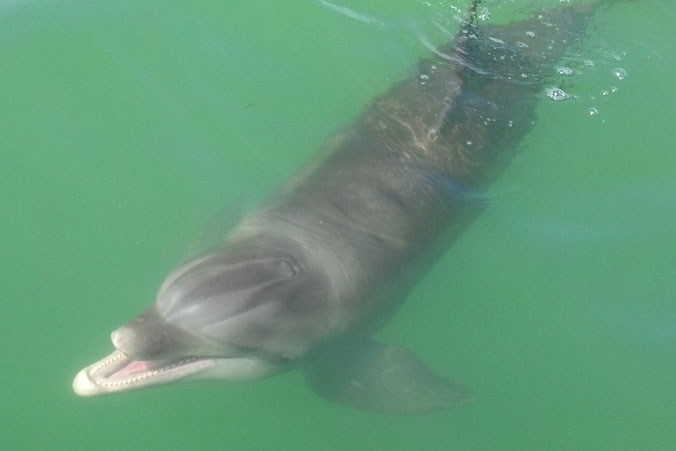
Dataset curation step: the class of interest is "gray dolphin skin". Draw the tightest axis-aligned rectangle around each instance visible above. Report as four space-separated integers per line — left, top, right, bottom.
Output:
74 1 618 413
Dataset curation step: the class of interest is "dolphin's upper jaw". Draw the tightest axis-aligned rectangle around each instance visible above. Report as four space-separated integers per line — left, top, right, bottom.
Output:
73 349 279 397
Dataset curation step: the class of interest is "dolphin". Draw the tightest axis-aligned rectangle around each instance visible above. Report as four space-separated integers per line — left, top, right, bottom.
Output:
73 0 618 413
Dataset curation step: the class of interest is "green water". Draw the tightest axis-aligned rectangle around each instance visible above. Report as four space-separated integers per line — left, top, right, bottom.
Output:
2 0 675 449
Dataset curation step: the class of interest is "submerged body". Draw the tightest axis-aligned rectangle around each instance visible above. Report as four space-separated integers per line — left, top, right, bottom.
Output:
74 2 610 412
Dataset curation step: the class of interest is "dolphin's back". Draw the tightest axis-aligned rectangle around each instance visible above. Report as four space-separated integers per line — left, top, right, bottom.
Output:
233 5 596 318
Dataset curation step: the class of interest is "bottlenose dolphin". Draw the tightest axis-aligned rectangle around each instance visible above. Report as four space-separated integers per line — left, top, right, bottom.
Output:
74 0 619 413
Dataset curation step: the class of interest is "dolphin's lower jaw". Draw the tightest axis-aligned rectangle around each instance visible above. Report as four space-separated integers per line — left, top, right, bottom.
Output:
72 350 277 397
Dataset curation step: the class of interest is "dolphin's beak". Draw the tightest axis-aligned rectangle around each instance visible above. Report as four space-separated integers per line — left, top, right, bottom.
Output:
72 350 217 396
73 349 281 397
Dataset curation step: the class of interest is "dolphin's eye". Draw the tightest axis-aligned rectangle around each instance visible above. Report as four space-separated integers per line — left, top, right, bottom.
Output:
276 259 297 278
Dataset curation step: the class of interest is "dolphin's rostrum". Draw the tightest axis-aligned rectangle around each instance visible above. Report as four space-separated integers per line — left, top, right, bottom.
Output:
74 1 616 413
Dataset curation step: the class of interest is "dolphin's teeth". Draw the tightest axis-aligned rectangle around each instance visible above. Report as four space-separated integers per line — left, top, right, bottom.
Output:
90 350 125 377
96 356 204 388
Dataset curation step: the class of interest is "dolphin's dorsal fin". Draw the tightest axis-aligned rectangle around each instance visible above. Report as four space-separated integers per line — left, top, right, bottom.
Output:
467 0 482 26
303 341 473 414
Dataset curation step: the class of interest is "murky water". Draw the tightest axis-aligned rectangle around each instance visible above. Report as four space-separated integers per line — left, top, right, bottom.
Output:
2 0 675 449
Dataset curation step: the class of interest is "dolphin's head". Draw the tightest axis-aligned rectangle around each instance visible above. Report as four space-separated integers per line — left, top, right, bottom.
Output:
73 239 336 396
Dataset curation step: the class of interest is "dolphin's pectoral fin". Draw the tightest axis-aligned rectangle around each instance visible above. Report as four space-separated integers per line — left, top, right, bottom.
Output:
303 341 473 414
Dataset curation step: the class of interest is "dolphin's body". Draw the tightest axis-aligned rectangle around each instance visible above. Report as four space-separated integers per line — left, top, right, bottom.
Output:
74 1 613 413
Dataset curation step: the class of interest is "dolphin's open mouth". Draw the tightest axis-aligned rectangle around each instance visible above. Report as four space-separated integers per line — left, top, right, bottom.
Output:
72 350 228 396
73 349 279 397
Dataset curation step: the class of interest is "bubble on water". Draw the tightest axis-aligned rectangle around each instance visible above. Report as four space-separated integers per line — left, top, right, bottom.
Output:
546 87 569 101
611 86 619 93
601 90 609 96
556 66 574 76
588 108 599 116
478 7 490 21
516 41 529 48
612 68 627 80
525 30 535 38
466 140 473 146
